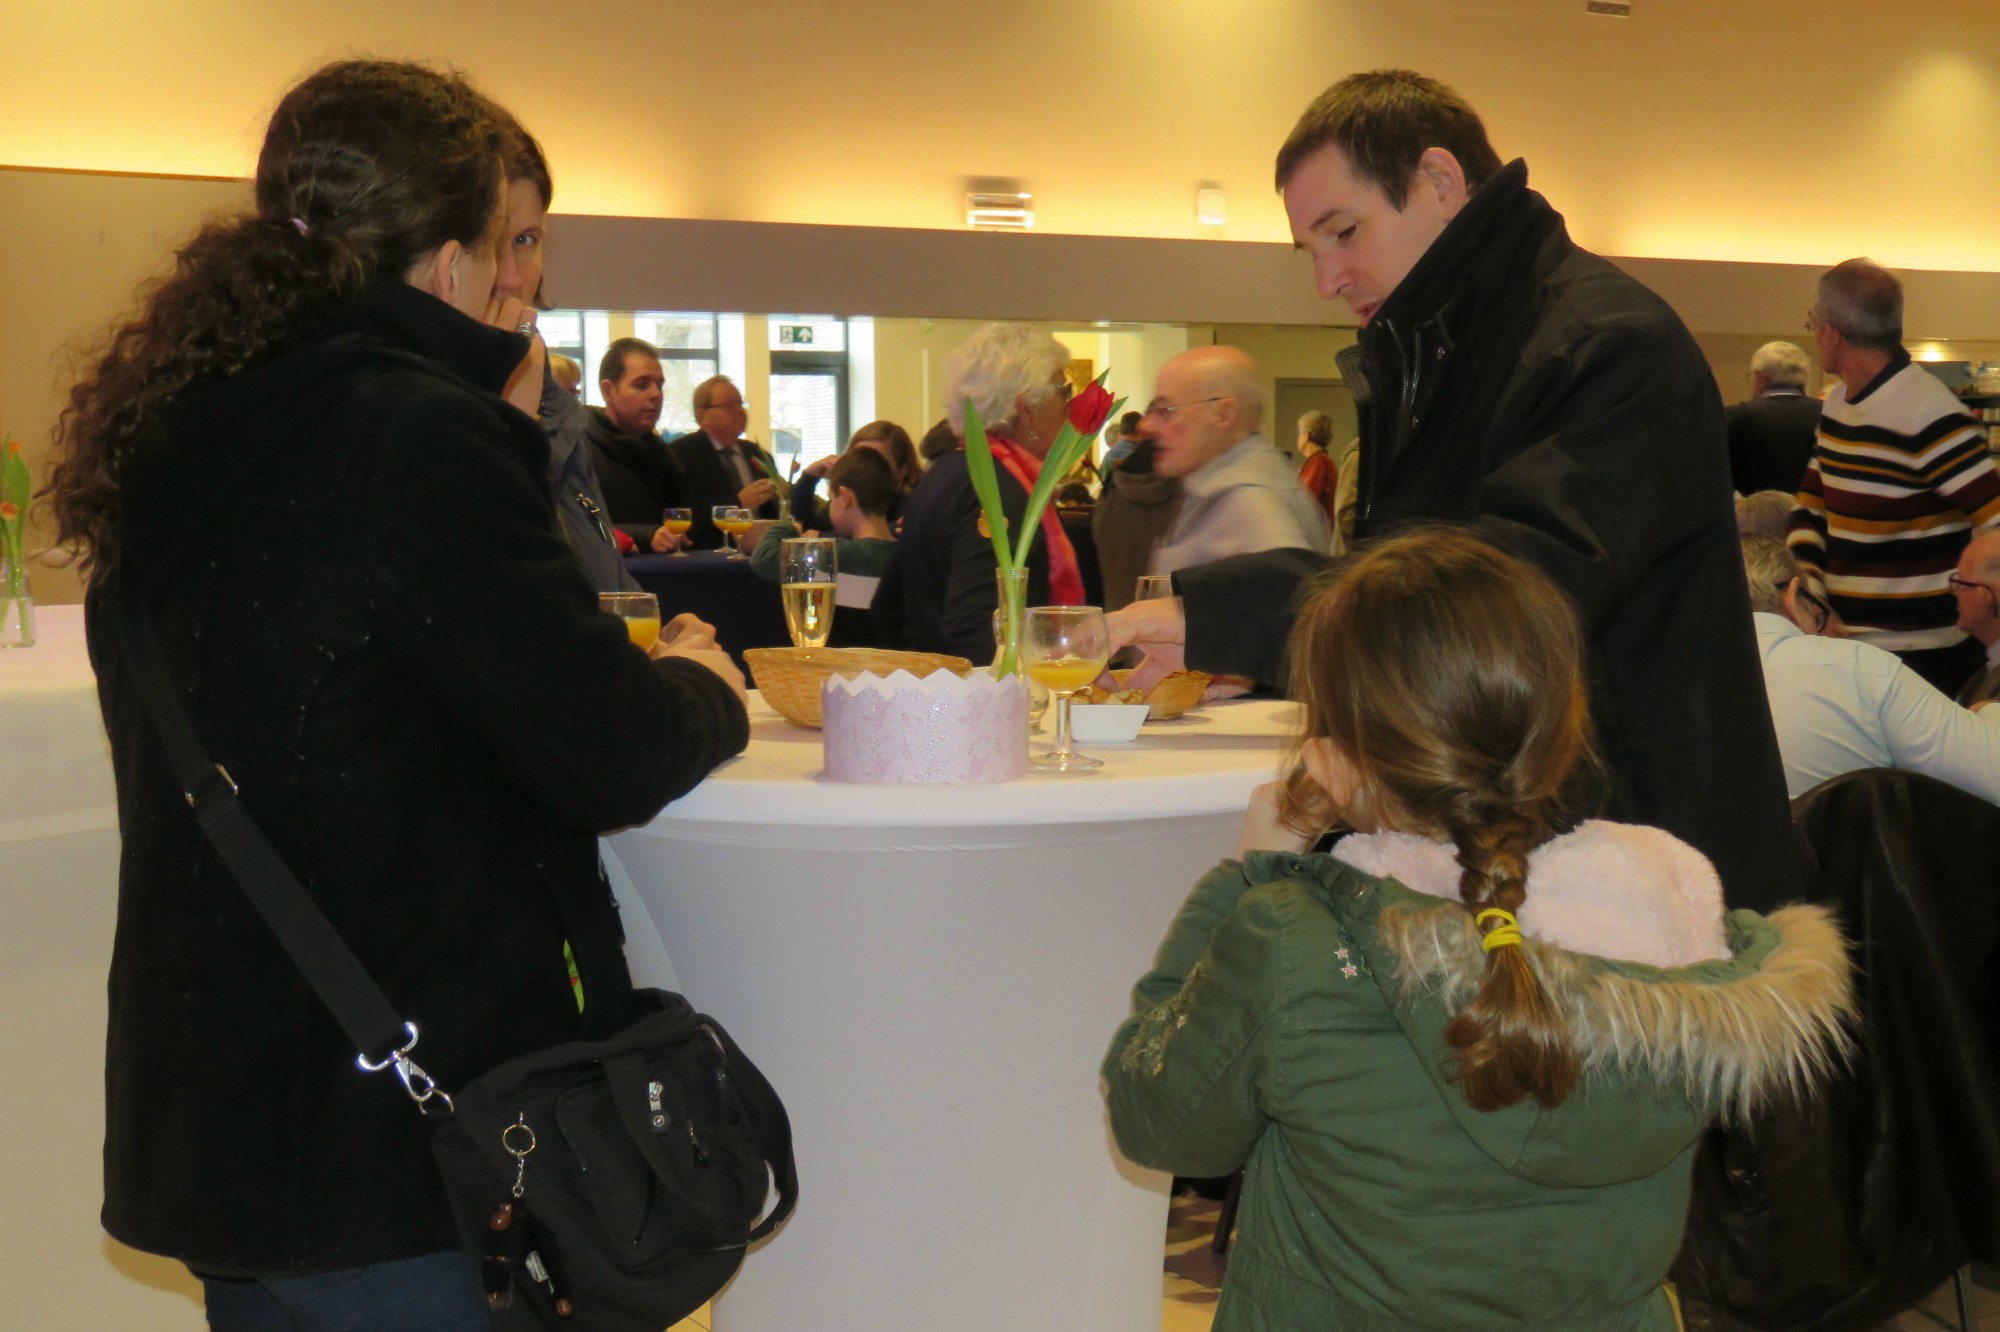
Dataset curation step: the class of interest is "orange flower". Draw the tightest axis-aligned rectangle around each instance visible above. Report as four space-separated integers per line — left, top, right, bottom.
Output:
0 501 16 521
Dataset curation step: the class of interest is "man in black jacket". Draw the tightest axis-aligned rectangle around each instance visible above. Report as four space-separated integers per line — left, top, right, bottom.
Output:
1727 340 1823 496
1109 69 1804 910
665 375 783 549
586 336 688 552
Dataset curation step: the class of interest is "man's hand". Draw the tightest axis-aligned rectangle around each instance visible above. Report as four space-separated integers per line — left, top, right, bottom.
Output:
1102 596 1189 693
739 478 778 509
483 297 545 419
649 526 688 554
1235 780 1313 859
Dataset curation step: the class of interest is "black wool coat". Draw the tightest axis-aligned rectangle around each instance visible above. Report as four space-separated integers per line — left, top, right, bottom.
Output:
89 280 749 1273
584 407 686 551
875 448 1052 663
1176 161 1804 911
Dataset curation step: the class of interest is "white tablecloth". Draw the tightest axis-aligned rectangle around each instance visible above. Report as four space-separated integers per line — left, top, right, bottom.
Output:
0 603 118 843
1 601 207 1327
609 694 1300 1332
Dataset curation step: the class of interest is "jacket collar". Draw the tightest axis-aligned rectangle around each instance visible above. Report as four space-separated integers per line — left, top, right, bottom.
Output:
1181 433 1275 500
331 278 532 397
1365 158 1566 342
120 281 530 593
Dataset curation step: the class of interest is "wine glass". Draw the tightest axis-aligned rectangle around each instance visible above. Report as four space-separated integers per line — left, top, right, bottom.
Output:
713 505 753 559
662 507 693 558
1022 605 1110 772
598 591 660 651
780 537 838 651
1134 574 1175 603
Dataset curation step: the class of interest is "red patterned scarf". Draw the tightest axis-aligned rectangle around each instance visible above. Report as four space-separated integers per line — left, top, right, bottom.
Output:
987 435 1085 605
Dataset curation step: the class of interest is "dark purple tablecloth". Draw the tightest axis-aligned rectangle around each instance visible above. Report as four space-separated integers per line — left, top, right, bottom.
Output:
625 551 789 669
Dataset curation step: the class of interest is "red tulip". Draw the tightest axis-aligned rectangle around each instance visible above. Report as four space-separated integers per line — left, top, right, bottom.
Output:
1066 380 1115 438
0 502 15 521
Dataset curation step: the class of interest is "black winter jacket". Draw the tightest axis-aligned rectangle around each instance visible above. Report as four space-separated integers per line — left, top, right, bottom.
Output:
1176 161 1804 911
88 280 748 1272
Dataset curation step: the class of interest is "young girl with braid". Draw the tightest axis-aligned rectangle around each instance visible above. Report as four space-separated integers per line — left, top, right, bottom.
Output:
1103 528 1854 1332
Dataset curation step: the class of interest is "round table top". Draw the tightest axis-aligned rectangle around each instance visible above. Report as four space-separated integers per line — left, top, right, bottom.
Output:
652 693 1303 830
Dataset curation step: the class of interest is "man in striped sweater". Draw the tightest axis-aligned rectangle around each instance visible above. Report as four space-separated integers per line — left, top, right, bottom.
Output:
1789 258 2000 695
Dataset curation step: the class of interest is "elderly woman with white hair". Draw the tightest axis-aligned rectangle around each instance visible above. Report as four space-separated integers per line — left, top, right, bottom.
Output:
876 322 1089 660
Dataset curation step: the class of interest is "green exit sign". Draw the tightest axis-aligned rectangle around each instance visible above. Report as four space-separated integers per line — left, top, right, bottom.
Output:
779 325 814 345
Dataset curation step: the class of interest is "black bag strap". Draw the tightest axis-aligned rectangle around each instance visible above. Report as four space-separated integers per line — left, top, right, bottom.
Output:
695 1016 798 1242
602 1019 798 1243
113 578 451 1114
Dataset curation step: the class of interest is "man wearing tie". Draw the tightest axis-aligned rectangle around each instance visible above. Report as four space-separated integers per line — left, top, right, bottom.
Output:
666 375 782 548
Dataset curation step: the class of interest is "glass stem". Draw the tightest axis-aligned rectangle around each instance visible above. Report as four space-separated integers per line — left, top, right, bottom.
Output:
1053 691 1074 756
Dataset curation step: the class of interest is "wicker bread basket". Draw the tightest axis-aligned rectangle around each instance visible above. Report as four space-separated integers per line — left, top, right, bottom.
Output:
745 647 975 728
1091 668 1211 720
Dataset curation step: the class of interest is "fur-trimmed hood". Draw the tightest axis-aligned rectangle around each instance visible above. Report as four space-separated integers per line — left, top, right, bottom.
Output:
1243 831 1855 1189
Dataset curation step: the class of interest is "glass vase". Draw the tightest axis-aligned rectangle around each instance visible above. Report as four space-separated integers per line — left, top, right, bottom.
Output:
0 550 32 649
990 566 1046 723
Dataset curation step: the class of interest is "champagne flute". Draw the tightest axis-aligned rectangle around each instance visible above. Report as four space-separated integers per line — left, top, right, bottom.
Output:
713 505 753 559
1134 574 1175 604
662 507 693 557
1023 605 1110 772
780 536 838 651
598 591 660 650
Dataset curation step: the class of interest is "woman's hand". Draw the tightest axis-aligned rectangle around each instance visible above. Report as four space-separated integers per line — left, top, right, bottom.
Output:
648 615 746 700
1235 780 1313 859
484 296 545 419
800 456 836 481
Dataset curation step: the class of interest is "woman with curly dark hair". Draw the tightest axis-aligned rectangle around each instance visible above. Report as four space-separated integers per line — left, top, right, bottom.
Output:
50 59 748 1329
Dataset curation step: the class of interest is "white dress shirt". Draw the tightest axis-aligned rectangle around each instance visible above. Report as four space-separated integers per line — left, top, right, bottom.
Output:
1149 433 1331 577
1754 611 2000 802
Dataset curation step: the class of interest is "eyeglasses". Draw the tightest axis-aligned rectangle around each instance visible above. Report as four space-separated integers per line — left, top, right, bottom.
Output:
702 399 749 412
1143 395 1229 420
1794 582 1832 635
1950 574 1998 614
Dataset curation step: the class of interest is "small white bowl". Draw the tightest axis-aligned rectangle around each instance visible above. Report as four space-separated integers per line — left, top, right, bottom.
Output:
1066 703 1149 744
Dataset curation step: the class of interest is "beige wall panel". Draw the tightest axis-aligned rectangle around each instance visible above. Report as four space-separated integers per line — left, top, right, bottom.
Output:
4 2 1997 272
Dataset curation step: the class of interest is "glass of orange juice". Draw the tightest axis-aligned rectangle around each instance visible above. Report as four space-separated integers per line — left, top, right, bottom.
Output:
713 506 754 560
662 508 693 558
1022 605 1110 771
598 591 661 651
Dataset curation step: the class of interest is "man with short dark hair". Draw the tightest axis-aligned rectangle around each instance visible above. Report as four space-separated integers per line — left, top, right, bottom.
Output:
1109 68 1802 910
1727 341 1822 496
585 337 687 553
665 375 782 549
1789 258 2000 696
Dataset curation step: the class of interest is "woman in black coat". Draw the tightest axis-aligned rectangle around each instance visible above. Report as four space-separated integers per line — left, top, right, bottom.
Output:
47 61 747 1329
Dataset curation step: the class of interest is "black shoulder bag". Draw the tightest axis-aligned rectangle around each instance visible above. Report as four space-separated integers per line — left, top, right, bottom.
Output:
115 584 797 1331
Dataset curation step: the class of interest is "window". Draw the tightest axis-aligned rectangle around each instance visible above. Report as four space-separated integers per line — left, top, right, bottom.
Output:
635 312 720 439
768 316 849 475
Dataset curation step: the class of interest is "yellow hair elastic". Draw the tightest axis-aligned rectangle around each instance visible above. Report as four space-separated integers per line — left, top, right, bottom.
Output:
1475 908 1524 953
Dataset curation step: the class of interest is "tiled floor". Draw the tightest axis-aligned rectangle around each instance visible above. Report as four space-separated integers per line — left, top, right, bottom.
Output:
1160 1192 1999 1332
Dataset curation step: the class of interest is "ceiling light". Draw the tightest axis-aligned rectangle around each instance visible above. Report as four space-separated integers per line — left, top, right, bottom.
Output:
967 192 1033 230
1197 187 1226 227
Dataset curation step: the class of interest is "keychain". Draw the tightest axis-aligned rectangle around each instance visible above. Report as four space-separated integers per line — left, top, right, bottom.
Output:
481 1113 575 1317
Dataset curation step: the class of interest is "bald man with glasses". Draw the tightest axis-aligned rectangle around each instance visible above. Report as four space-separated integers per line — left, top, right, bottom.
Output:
1952 532 2000 708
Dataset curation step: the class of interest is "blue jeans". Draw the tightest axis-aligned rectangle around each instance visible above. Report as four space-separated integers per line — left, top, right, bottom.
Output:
197 1250 493 1332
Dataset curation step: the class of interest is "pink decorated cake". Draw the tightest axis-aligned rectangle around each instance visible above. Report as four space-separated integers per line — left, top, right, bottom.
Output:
821 670 1029 783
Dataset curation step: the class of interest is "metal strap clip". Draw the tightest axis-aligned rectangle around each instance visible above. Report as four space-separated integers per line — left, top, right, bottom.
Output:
356 1021 456 1117
184 763 238 813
